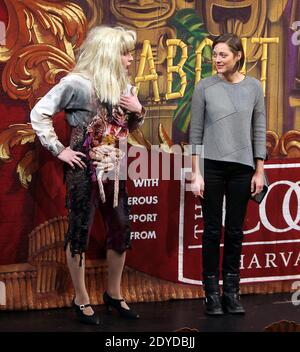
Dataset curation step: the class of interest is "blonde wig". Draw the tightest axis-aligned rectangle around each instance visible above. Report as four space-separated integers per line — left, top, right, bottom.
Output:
73 26 136 105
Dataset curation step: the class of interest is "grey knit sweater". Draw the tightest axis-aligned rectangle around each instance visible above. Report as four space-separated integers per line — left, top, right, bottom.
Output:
189 74 267 169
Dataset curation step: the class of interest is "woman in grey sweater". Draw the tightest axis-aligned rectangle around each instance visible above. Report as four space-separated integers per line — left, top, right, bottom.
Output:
30 26 145 324
190 33 266 316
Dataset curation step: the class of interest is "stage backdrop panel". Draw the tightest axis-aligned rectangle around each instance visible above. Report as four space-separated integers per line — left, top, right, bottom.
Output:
0 0 300 310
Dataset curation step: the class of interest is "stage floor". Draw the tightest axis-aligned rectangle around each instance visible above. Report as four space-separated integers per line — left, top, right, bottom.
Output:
0 292 299 333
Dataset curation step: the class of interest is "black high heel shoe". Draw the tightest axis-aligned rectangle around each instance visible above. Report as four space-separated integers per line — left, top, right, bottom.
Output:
72 298 100 325
103 291 140 319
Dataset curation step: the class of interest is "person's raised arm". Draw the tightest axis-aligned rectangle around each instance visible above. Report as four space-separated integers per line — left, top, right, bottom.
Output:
120 86 146 131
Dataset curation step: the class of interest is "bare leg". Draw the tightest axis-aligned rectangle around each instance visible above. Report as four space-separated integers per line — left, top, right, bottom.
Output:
106 249 129 309
66 244 94 315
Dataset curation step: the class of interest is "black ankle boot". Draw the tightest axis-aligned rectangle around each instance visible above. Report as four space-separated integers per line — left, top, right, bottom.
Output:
203 276 224 316
204 293 224 316
72 298 100 325
222 293 245 314
222 273 245 314
103 291 140 319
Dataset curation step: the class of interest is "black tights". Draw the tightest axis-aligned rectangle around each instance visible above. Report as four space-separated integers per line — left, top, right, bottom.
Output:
201 159 254 279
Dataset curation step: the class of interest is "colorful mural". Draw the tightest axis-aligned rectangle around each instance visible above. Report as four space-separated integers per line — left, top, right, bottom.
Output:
0 1 299 310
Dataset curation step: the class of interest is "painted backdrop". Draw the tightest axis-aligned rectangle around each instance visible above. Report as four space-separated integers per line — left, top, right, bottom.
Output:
0 0 299 310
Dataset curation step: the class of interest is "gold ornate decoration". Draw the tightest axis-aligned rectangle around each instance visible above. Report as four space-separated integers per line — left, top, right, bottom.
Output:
0 124 38 188
0 0 86 61
0 123 35 161
0 123 37 187
289 95 300 109
201 0 267 38
0 0 89 188
280 130 300 158
83 0 104 30
2 44 75 107
267 0 289 23
16 150 39 189
266 130 281 158
110 0 176 29
266 130 300 158
175 0 195 10
0 0 87 106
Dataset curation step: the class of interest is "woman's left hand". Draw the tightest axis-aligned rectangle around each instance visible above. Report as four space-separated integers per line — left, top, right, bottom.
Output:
251 172 264 196
120 92 142 114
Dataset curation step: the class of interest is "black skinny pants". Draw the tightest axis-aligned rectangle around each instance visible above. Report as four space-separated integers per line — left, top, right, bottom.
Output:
201 159 254 279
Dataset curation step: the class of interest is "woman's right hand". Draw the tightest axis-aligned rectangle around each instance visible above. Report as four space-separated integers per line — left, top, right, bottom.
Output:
57 146 87 169
191 172 205 198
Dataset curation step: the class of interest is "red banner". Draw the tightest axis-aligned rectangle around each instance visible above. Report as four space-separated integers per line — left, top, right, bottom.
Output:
126 157 300 285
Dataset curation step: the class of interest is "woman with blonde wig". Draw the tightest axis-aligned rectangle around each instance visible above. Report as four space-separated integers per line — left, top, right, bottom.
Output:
30 26 145 325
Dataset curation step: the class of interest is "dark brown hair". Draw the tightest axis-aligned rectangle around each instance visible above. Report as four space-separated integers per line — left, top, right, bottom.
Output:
212 33 245 71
